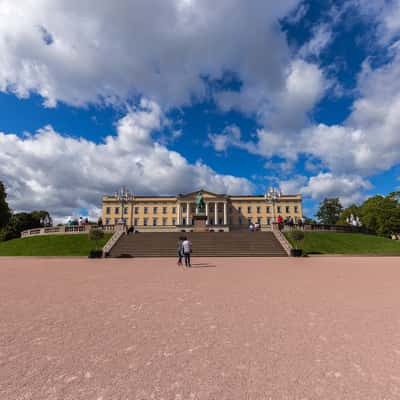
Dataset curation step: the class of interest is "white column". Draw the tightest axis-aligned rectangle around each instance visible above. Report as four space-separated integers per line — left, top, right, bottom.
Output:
205 202 209 225
223 202 227 225
177 203 181 225
214 202 218 225
186 201 190 225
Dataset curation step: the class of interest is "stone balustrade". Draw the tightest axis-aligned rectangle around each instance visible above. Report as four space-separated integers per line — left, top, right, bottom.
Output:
21 224 117 238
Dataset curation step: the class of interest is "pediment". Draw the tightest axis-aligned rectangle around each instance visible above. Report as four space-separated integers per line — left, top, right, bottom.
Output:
177 189 227 200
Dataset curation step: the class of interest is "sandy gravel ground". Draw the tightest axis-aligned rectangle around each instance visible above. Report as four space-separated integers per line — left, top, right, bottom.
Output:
1 256 400 400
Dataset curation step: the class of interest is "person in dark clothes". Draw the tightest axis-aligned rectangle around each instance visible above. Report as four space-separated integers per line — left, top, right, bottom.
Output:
177 236 184 267
182 236 192 267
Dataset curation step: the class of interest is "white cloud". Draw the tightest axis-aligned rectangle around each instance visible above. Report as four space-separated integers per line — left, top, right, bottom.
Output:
0 100 253 219
299 23 333 58
0 0 301 110
212 43 400 179
280 173 371 206
214 58 327 132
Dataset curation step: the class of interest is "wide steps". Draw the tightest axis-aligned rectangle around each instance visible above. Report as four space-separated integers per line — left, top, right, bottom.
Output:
109 232 287 257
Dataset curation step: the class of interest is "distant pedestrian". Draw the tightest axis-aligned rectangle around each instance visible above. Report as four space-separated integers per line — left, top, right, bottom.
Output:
182 237 192 267
177 236 184 267
277 215 283 231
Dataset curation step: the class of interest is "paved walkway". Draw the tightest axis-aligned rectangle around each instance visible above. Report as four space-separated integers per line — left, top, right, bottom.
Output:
1 257 400 399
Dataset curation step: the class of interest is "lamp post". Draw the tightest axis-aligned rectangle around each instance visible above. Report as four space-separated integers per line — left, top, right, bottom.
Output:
265 187 281 224
115 187 134 226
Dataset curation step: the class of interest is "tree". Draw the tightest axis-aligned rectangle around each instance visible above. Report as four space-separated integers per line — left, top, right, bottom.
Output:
0 181 11 229
89 228 104 251
288 230 305 249
359 193 400 236
315 198 343 225
0 211 52 241
337 204 360 225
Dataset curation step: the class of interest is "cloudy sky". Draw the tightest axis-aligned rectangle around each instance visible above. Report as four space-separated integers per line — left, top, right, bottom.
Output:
1 0 400 220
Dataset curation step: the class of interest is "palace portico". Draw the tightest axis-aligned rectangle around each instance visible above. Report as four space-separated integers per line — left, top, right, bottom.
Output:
102 189 303 232
176 192 228 226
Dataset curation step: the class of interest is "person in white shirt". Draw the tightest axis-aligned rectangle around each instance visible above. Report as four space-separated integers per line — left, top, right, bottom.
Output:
182 237 192 267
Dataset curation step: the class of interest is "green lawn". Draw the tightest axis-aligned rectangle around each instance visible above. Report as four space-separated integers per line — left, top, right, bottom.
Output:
0 234 112 256
285 232 400 255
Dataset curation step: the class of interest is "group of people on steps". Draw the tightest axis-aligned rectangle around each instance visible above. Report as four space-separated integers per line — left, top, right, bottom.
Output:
177 236 192 268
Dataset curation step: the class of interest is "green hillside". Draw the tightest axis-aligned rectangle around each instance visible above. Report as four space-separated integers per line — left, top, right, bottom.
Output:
285 232 400 255
0 234 112 256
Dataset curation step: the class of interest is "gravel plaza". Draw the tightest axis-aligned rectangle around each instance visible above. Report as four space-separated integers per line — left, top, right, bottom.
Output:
1 256 400 399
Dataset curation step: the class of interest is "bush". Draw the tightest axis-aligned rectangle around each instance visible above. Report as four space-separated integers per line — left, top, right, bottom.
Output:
88 249 103 258
89 228 104 250
289 230 305 249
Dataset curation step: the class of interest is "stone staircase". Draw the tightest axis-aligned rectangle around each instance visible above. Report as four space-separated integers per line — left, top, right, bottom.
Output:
108 231 287 257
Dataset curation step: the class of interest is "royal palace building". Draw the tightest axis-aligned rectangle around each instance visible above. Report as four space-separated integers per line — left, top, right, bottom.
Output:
101 189 303 231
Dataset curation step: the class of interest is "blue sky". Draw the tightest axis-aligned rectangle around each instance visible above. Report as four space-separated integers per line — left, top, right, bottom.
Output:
0 0 400 220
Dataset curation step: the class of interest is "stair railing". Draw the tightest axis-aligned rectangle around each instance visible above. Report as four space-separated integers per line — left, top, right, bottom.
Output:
102 224 126 257
271 225 292 256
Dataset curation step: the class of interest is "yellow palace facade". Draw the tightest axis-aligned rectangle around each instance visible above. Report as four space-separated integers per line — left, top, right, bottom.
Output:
101 189 303 231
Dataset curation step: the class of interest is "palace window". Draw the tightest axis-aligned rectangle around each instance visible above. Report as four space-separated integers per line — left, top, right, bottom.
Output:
247 206 252 213
257 217 262 224
229 217 232 225
134 207 139 214
247 218 252 225
209 218 214 225
266 206 270 213
124 207 128 215
267 217 271 225
162 207 167 214
143 218 148 226
105 218 110 225
172 207 176 214
162 218 167 226
115 207 119 215
172 218 176 225
256 206 261 214
294 206 298 213
239 217 242 225
106 207 111 215
153 218 158 226
144 207 148 214
277 206 281 213
219 217 223 225
134 218 139 226
153 207 158 214
286 206 290 213
229 207 233 214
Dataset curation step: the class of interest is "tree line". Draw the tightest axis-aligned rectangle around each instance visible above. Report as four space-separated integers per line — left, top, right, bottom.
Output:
0 182 52 242
315 193 400 237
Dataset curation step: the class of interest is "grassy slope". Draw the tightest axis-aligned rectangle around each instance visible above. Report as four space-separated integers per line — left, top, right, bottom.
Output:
0 234 112 256
285 232 400 255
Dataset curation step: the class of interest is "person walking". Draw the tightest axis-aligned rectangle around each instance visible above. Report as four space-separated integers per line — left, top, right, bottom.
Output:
182 236 192 267
177 236 184 267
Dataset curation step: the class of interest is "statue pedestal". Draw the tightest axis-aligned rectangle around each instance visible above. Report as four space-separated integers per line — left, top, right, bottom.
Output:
193 215 208 232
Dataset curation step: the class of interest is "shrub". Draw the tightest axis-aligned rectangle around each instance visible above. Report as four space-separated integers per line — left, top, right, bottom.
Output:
289 230 305 249
89 228 104 250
